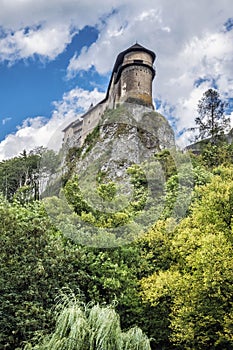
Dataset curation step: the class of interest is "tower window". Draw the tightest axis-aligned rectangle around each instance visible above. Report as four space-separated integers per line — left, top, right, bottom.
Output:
134 59 143 63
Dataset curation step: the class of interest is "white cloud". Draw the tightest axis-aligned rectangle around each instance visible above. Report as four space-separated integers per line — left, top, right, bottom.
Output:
66 1 233 75
0 87 105 161
0 25 74 61
0 0 116 30
0 0 118 62
0 0 232 150
63 1 233 146
165 30 233 137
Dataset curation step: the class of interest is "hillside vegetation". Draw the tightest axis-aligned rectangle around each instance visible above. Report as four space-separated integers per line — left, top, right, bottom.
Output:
0 138 233 349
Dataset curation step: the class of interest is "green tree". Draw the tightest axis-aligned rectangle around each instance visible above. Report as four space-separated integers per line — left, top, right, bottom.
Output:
200 142 233 168
0 192 151 349
190 89 230 144
0 197 86 349
24 292 151 350
0 148 59 201
140 168 233 349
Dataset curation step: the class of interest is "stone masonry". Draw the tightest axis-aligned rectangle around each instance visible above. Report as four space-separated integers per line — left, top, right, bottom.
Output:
63 43 156 148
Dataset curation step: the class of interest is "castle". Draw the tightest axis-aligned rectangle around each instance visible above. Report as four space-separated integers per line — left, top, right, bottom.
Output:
63 43 156 147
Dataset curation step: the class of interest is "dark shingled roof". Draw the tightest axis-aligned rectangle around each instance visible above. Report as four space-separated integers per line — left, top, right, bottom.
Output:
64 43 156 126
112 43 156 74
103 43 156 102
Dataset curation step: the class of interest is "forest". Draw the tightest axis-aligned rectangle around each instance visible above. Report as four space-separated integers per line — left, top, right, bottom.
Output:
0 89 233 350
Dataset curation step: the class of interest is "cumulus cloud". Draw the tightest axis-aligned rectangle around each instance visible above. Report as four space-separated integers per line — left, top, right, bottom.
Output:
65 0 233 144
160 29 233 131
0 24 74 62
66 1 233 75
0 0 118 62
0 87 105 161
0 0 232 151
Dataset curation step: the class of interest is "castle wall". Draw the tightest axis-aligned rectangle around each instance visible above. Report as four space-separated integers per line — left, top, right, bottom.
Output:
63 44 156 148
63 125 74 142
80 101 107 144
106 73 118 109
123 51 153 66
63 120 83 148
63 100 108 148
120 65 153 107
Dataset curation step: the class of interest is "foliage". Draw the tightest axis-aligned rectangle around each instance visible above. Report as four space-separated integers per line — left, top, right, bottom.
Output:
154 149 177 179
62 147 83 186
63 155 186 233
190 88 230 144
24 292 151 350
0 148 59 201
0 197 86 349
97 182 117 201
127 164 149 212
82 125 100 157
200 142 233 168
0 150 40 201
140 167 233 349
0 193 148 348
1 133 233 350
64 175 92 215
63 167 147 230
62 126 101 186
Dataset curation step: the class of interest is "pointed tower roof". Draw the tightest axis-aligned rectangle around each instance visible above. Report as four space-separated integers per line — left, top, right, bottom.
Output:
112 42 156 74
93 43 156 105
128 42 152 51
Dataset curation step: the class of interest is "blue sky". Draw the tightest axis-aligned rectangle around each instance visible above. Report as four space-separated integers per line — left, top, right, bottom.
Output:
0 0 232 160
0 26 100 140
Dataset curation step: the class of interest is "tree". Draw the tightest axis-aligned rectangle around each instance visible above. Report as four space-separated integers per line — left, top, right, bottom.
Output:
191 89 230 144
0 197 86 349
24 292 151 350
200 142 233 168
140 168 233 349
0 193 150 349
0 148 59 201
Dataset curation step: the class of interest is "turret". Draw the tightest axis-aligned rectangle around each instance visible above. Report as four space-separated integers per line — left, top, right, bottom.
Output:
108 43 156 108
63 43 156 147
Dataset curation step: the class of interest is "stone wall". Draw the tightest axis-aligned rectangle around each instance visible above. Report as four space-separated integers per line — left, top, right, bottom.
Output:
120 65 153 107
80 101 108 144
123 51 153 66
63 45 155 148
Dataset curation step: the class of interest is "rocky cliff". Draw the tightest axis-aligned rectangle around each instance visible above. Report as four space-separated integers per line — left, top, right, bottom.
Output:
43 103 182 246
75 103 175 186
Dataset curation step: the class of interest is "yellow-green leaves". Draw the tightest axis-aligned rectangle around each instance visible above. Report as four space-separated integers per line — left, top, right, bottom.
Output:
139 168 233 348
140 270 181 306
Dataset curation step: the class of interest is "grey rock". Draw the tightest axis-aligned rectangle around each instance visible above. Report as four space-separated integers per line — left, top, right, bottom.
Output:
75 103 175 188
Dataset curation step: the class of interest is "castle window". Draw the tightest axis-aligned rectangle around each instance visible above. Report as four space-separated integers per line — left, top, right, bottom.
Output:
134 59 143 63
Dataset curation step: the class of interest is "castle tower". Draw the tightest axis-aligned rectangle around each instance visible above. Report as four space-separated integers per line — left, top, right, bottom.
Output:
110 43 156 108
63 43 156 147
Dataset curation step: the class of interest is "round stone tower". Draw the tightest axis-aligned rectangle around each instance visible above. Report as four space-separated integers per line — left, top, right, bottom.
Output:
111 43 156 109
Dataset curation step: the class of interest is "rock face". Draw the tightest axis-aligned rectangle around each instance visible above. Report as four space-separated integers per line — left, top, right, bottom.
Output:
75 103 175 187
